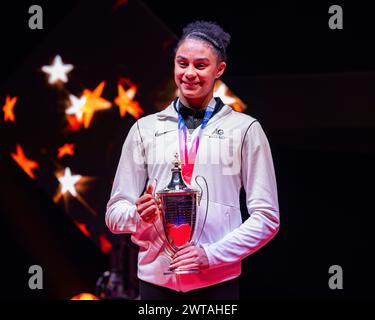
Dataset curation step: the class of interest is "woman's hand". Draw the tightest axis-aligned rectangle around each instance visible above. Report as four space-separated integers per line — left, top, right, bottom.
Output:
135 184 160 224
169 245 209 271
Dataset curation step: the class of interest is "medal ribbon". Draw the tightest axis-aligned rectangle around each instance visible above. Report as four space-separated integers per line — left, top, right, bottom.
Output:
177 99 215 184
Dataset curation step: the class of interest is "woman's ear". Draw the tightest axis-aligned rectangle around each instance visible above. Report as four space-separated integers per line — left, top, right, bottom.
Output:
216 61 227 79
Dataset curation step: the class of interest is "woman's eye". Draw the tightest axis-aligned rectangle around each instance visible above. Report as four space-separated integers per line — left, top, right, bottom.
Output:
196 64 206 68
179 62 187 67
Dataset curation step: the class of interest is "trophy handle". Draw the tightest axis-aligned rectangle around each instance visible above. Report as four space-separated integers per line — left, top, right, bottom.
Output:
148 178 158 198
193 175 209 246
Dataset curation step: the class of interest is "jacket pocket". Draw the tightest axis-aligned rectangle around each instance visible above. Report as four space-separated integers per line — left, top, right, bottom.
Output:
195 200 231 244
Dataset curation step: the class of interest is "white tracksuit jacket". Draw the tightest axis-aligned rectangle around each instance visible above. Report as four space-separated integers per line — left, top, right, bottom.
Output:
105 98 280 292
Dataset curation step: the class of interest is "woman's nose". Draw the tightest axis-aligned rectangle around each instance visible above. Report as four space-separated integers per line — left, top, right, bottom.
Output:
185 66 196 79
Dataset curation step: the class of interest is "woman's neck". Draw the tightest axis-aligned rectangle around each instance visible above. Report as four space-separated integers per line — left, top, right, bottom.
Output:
179 94 213 111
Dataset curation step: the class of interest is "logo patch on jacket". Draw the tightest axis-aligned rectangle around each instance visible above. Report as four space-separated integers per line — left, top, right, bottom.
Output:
154 129 176 137
205 128 226 139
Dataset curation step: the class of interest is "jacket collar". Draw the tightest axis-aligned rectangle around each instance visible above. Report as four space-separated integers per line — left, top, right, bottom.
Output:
156 98 233 123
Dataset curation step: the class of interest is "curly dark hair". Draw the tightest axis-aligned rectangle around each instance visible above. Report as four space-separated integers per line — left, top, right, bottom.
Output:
176 20 231 61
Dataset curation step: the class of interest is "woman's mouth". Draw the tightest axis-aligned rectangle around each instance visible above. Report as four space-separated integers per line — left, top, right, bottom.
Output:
182 81 200 88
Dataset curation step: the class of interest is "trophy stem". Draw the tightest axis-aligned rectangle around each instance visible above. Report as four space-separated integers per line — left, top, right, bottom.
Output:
152 218 177 256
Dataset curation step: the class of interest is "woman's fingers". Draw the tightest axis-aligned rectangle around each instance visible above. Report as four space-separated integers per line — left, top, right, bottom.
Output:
169 245 209 269
137 198 156 214
146 184 153 195
140 204 157 217
172 245 193 259
172 250 196 264
170 257 197 269
135 184 161 223
135 193 153 206
171 263 200 271
140 204 159 223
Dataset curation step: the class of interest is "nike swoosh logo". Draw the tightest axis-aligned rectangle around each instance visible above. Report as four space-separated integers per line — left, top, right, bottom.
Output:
155 129 176 137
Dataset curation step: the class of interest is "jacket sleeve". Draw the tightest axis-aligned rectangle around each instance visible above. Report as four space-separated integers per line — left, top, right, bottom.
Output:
202 121 280 266
105 122 147 234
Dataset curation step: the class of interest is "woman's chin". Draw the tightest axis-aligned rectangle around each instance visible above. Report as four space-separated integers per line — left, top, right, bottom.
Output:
181 89 200 98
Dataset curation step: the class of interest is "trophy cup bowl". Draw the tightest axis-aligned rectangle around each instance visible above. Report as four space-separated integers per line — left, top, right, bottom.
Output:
153 154 208 275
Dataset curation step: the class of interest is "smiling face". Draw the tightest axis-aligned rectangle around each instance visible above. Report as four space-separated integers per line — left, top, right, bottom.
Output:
174 38 226 109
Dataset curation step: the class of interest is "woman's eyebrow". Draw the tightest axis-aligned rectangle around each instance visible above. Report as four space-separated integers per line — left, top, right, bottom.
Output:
194 58 209 62
176 56 209 62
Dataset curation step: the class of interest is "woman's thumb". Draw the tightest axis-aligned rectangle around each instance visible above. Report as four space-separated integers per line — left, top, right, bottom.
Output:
146 183 153 194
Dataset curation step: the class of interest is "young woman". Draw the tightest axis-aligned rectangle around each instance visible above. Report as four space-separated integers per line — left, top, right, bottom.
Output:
106 21 280 300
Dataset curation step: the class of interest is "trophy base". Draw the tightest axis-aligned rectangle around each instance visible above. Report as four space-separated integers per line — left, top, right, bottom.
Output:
164 268 200 275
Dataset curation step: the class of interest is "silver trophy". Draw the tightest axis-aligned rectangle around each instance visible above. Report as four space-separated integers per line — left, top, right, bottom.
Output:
152 153 209 274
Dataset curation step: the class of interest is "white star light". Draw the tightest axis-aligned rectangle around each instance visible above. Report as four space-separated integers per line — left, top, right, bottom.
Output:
58 167 81 197
214 83 236 105
41 55 74 84
66 94 86 120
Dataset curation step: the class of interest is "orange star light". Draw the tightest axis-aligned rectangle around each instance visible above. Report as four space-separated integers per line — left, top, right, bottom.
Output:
11 145 39 179
99 234 113 254
214 81 247 112
2 96 17 122
65 115 83 132
57 143 75 159
74 220 91 237
71 293 98 300
81 81 112 128
114 84 144 119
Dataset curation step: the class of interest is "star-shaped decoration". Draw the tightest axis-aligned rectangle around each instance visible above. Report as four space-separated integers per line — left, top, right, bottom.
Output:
66 94 86 120
41 55 74 84
214 83 236 105
57 143 75 159
70 293 98 300
65 115 83 132
2 96 17 122
11 144 39 179
81 81 112 128
99 234 113 254
74 220 91 237
214 82 246 112
58 167 81 197
114 84 144 119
